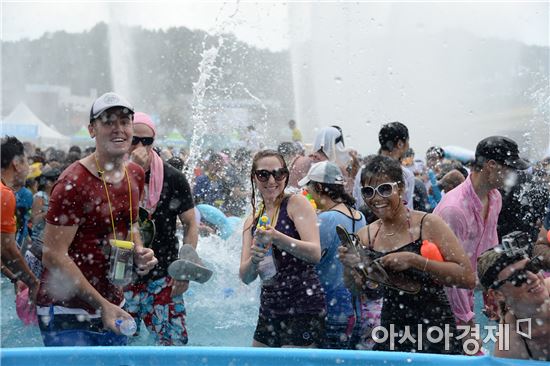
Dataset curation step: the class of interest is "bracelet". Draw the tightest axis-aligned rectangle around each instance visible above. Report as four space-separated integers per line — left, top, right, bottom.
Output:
10 277 18 284
423 257 429 272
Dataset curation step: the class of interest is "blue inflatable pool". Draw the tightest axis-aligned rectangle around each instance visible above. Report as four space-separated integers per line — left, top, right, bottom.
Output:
0 347 545 366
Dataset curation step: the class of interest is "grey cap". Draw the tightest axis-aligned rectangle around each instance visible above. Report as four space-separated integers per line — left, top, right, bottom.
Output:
89 92 134 122
298 161 345 186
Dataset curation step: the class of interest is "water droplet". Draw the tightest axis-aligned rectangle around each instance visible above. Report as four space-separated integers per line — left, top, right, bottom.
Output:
306 288 313 296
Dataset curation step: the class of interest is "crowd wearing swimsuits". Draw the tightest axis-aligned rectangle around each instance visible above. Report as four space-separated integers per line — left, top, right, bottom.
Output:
1 92 548 361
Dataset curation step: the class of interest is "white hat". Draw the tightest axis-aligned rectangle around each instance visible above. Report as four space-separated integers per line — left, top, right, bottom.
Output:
90 92 134 122
298 161 345 187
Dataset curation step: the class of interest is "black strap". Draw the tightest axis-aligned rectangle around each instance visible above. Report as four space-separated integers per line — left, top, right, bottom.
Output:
345 204 356 233
419 213 429 241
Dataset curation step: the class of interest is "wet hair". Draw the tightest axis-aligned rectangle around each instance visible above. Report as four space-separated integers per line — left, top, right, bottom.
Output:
378 121 409 152
311 182 356 207
436 160 468 180
249 149 289 221
69 145 82 154
426 146 444 159
1 136 25 169
167 157 184 171
361 155 404 188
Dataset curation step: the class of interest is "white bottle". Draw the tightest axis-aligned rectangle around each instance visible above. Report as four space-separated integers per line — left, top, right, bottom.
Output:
257 248 277 283
115 318 137 336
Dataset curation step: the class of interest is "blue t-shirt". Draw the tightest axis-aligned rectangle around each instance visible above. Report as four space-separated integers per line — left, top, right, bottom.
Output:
15 187 33 248
316 209 366 319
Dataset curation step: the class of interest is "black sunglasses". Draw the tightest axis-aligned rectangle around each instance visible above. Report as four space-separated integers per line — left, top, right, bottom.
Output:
491 257 544 290
361 182 399 200
132 136 155 146
254 168 289 182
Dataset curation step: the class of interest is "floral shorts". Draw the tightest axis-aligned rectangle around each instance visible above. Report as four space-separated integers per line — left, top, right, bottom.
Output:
124 277 188 346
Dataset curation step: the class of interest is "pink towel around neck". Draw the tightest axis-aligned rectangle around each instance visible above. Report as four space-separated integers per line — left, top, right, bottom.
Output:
133 112 164 213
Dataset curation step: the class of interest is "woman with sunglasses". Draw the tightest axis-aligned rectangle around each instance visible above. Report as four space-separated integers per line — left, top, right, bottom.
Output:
298 161 369 349
239 149 326 348
338 155 475 354
478 248 549 361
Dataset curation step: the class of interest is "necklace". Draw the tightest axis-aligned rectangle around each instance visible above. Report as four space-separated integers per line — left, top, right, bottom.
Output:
94 153 134 243
380 208 411 237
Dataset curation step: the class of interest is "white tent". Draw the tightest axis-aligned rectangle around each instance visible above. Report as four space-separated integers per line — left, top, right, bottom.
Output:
1 103 70 147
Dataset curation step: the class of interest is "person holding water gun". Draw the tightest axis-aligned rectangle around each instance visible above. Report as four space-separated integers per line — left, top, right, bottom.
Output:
239 149 325 348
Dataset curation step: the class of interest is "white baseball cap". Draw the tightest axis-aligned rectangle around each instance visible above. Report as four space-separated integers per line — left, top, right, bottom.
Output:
298 161 345 187
90 92 134 122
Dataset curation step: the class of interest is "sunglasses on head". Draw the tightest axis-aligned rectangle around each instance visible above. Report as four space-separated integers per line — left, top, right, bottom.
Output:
132 136 154 146
361 182 400 200
491 257 544 290
254 168 289 182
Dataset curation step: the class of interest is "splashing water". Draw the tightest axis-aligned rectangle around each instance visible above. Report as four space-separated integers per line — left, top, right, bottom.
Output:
1 229 261 347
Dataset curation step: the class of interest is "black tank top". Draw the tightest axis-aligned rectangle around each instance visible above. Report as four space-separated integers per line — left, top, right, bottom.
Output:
254 195 326 318
369 214 462 354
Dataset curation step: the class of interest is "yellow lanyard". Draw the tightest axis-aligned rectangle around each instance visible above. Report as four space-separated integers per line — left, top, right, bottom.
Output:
94 154 133 243
257 201 280 229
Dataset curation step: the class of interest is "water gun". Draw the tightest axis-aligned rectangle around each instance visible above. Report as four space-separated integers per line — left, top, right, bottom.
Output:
421 240 444 261
301 190 317 210
257 215 270 230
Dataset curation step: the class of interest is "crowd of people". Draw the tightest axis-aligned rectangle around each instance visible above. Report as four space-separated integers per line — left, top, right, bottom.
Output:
1 91 549 361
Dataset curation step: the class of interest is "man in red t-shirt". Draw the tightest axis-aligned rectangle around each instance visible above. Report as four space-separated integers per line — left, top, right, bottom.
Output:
36 92 158 346
1 136 40 301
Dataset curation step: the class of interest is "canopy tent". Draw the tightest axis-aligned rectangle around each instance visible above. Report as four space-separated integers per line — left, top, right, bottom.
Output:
70 126 93 147
2 103 70 147
160 128 188 148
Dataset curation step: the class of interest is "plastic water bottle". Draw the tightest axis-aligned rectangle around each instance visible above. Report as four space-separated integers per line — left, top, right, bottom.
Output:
115 318 137 336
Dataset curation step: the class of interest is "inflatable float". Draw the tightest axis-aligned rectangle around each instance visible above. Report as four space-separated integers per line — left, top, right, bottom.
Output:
196 204 241 240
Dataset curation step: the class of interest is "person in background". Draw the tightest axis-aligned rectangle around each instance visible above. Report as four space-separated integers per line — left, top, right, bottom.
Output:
239 149 326 348
353 122 414 210
299 161 366 349
15 177 34 250
426 146 445 174
193 153 231 210
125 112 198 346
36 92 157 346
0 136 40 303
25 168 61 278
299 161 367 349
434 136 529 352
289 126 357 191
288 119 303 142
477 247 549 361
66 145 82 164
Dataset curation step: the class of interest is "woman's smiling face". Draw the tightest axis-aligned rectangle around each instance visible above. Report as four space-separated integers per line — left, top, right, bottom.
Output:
254 156 286 201
363 173 404 219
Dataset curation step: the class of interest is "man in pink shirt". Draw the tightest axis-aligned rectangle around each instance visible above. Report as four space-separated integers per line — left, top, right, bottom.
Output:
434 136 529 351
